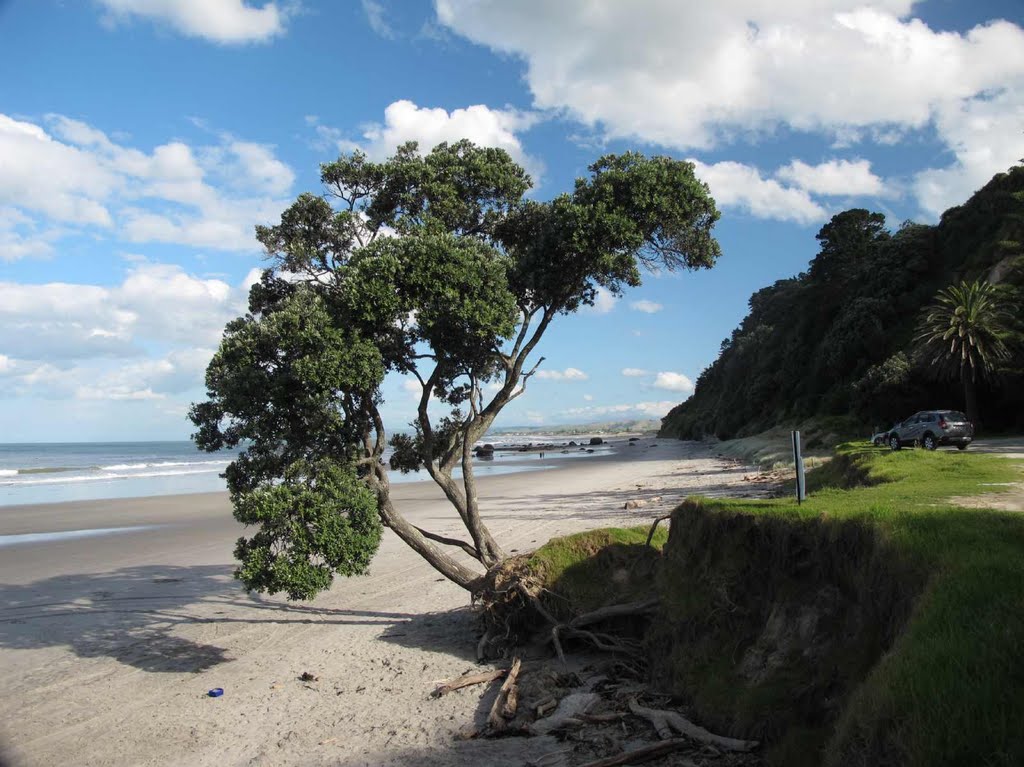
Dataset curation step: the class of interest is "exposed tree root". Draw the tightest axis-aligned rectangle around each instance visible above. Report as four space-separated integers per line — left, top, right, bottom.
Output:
627 699 759 751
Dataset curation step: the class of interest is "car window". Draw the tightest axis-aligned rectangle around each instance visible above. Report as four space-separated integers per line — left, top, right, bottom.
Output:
948 411 968 422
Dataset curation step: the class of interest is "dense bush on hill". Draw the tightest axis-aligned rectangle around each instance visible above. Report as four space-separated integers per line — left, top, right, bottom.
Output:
661 166 1024 440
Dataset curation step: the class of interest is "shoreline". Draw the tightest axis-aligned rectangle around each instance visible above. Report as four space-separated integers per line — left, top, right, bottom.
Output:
0 438 772 766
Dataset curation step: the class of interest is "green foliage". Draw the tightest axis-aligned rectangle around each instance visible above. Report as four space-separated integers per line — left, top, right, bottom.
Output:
193 140 721 596
914 279 1014 383
232 459 382 600
661 166 1024 439
563 447 1023 766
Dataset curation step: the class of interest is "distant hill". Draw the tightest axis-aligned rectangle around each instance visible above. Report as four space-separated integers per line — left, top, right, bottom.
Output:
492 419 661 436
661 166 1024 439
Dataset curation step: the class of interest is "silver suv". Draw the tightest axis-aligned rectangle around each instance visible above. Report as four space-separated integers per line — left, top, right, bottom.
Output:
886 410 973 451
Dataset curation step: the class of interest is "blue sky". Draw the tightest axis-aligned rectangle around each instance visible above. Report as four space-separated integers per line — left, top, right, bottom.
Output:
1 0 1022 441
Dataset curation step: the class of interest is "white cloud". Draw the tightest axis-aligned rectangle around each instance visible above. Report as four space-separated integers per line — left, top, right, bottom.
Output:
0 113 294 255
565 400 678 418
914 91 1024 218
630 299 663 314
436 1 1024 212
691 159 827 224
97 0 287 44
585 285 618 314
652 371 695 394
583 394 593 401
621 368 649 377
362 0 395 38
535 367 588 381
0 262 249 362
0 114 117 226
319 99 544 182
776 158 887 197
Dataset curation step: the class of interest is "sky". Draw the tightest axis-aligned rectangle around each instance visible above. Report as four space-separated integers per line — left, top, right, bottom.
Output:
1 0 1022 442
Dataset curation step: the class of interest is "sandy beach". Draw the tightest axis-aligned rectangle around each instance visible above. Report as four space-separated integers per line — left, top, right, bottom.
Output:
0 439 773 767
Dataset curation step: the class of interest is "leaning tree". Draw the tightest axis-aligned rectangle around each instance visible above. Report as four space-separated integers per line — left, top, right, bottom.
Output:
191 140 720 601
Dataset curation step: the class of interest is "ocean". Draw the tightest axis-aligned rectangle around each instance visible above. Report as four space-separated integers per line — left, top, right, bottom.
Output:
0 435 603 507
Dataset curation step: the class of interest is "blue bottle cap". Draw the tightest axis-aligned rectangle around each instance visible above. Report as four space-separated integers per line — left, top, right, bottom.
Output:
207 687 224 697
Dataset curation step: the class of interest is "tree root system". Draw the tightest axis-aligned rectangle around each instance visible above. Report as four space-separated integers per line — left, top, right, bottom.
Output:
431 655 763 767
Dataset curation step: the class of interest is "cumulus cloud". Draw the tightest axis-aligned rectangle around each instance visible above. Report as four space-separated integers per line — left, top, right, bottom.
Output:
314 99 544 182
564 400 678 418
535 367 588 381
691 159 827 224
630 299 663 314
435 0 1024 216
0 113 294 254
652 371 695 394
0 262 249 362
776 158 887 197
96 0 288 44
585 286 618 314
621 368 649 377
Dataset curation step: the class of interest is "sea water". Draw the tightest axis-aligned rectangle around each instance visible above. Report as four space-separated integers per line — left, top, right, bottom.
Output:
0 436 600 507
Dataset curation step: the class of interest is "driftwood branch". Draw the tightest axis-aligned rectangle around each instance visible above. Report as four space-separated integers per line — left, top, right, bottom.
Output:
487 657 523 732
645 514 673 547
431 667 506 698
627 699 759 751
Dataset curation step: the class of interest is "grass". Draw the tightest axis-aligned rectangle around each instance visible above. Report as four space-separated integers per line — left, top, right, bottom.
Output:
531 443 1024 766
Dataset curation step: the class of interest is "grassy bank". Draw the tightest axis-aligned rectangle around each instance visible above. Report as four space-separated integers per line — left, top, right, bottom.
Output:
529 445 1024 766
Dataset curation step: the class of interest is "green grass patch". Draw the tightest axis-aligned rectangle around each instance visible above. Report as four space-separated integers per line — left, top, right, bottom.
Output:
526 526 667 620
656 444 1024 767
530 443 1024 766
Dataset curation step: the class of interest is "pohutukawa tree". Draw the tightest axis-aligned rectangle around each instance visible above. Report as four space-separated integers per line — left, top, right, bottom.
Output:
191 141 720 601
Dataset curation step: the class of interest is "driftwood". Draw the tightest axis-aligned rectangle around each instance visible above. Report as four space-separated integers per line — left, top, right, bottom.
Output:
575 739 699 767
431 667 507 698
627 699 759 751
486 657 523 731
530 692 602 735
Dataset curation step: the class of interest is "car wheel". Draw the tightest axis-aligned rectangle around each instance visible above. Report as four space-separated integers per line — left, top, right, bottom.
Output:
957 443 968 451
889 435 901 451
923 434 937 451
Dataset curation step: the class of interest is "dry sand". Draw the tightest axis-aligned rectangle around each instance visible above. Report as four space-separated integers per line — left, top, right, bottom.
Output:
0 439 774 767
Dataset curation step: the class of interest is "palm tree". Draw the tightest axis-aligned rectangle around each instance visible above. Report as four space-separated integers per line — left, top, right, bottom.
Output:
915 279 1013 427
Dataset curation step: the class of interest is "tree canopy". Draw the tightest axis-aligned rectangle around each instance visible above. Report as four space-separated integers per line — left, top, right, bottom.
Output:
192 140 721 598
661 165 1024 439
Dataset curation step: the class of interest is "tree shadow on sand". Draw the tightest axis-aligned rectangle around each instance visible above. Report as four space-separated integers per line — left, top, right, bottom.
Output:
0 563 477 673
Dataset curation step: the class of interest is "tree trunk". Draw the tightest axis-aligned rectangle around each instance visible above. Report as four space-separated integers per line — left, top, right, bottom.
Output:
963 368 980 430
370 467 484 593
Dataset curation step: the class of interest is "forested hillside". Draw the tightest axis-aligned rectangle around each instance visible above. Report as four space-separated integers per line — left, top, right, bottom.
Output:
661 166 1024 439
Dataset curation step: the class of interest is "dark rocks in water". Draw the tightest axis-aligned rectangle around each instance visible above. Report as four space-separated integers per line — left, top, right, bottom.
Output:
568 441 577 446
561 449 569 454
628 437 640 442
586 449 595 453
474 443 495 455
589 437 604 445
